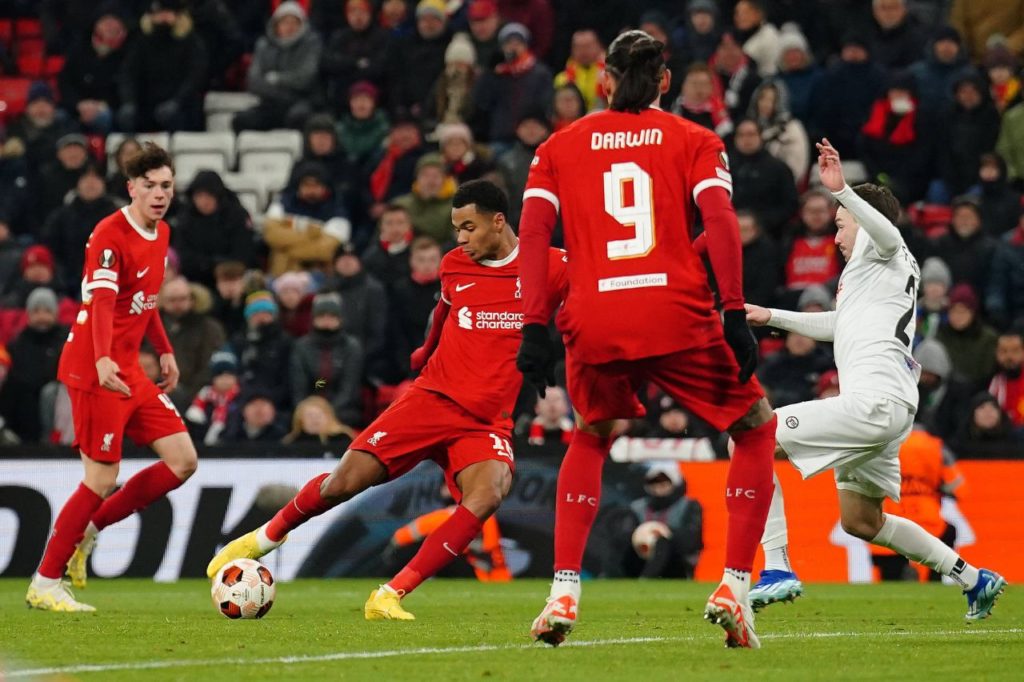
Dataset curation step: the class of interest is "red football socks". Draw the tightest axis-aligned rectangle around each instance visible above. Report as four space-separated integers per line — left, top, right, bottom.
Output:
265 473 333 542
388 505 483 594
37 483 103 579
90 462 183 531
724 415 777 572
553 431 612 573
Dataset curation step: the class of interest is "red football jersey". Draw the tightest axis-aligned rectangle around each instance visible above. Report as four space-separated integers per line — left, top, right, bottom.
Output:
524 108 733 364
416 245 567 427
58 207 169 393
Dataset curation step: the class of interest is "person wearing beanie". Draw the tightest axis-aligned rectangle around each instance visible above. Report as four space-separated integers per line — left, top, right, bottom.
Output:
814 32 887 158
1 245 71 314
676 0 722 65
232 290 294 410
938 74 1002 199
913 337 971 438
553 29 605 113
466 0 500 70
294 113 355 209
427 33 478 128
323 243 389 383
272 270 315 338
948 391 1022 459
776 23 822 124
321 0 390 109
908 25 974 114
289 291 365 426
984 45 1022 114
436 122 494 184
932 197 997 295
866 0 927 70
233 1 322 133
917 256 952 342
496 109 551 225
393 153 457 244
495 0 554 60
185 349 241 445
58 11 128 136
950 0 1024 63
338 80 391 168
6 80 77 178
936 283 998 387
973 153 1021 238
386 0 451 120
37 133 93 220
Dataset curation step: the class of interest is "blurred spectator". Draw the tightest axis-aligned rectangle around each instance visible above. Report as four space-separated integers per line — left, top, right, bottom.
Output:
553 29 605 112
233 1 322 132
38 133 92 221
0 288 67 442
189 0 246 90
273 270 315 338
949 0 1024 63
551 83 586 132
118 0 207 132
387 0 451 119
282 395 357 447
107 137 141 203
514 385 573 456
757 331 834 407
797 285 833 314
676 0 721 65
497 0 553 60
437 123 494 184
296 114 355 209
139 348 162 385
729 119 799 238
324 244 388 376
907 26 973 115
309 0 349 36
997 97 1024 185
0 216 22 296
949 392 1022 459
320 0 390 107
185 350 241 445
1 246 74 321
264 162 351 276
496 111 550 226
938 75 1000 199
390 237 442 375
362 205 415 288
813 34 885 157
858 72 930 204
643 396 718 440
784 189 840 292
223 388 288 443
338 81 391 169
916 257 952 342
986 214 1024 330
931 197 996 294
736 210 779 308
936 284 997 388
210 260 249 338
7 81 76 180
173 170 259 288
42 162 117 296
289 292 365 425
817 368 840 399
393 153 456 244
915 338 973 439
427 33 478 127
984 44 1021 114
368 117 427 211
988 329 1024 429
971 153 1021 236
160 277 227 403
748 80 809 185
867 0 927 70
776 24 822 125
473 22 554 146
0 141 33 238
672 63 733 138
733 0 779 77
465 0 501 70
231 290 295 410
709 32 761 122
379 0 414 36
638 12 685 110
58 10 129 135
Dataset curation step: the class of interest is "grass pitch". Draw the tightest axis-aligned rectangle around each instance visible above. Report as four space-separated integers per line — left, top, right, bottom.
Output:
0 578 1020 681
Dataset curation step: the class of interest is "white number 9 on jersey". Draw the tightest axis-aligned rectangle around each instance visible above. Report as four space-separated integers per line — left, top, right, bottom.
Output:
604 162 655 260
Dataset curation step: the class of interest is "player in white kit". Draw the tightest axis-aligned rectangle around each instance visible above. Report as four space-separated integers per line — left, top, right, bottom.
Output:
743 139 1006 621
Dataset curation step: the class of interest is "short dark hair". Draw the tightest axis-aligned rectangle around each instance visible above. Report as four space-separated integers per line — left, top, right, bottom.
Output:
411 235 441 254
124 141 174 179
850 183 900 224
605 30 666 113
451 179 509 217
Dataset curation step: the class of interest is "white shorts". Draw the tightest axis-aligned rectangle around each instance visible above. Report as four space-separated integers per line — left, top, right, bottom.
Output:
774 393 914 501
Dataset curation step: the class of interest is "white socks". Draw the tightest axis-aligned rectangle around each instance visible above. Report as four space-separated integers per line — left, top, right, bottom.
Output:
32 574 60 589
255 524 283 552
871 514 979 589
723 568 750 602
761 473 792 572
551 570 581 599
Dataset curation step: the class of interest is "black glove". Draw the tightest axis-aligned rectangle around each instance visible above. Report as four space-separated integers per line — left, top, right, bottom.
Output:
722 308 758 383
516 323 556 398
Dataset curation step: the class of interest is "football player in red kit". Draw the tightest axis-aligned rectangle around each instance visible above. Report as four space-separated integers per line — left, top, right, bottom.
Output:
516 31 776 648
207 180 567 620
26 143 196 612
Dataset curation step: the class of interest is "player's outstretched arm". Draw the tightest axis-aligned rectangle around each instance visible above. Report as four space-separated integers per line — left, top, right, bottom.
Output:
764 308 837 342
816 138 902 259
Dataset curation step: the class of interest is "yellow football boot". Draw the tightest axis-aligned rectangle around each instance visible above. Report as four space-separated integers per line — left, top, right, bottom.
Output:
26 579 96 612
364 586 415 621
206 528 284 579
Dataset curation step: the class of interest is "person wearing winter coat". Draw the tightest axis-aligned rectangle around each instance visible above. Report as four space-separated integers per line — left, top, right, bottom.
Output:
866 0 928 70
812 34 886 158
985 214 1024 330
320 0 390 107
950 0 1024 63
907 26 975 115
776 25 823 125
970 154 1020 237
995 99 1024 185
938 75 1001 199
948 392 1023 459
231 291 295 410
323 244 389 380
747 79 809 185
233 1 322 132
935 284 998 389
729 119 799 238
733 0 780 77
58 9 129 135
159 277 227 405
931 198 997 295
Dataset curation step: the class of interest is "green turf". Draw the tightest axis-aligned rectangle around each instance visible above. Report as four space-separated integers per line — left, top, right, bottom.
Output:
0 578 1020 681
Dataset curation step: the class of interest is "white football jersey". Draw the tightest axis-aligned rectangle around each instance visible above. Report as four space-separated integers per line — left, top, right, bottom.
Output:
832 208 921 410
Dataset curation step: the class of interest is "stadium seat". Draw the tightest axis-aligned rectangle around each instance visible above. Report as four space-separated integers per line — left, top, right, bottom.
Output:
222 172 268 216
238 152 292 193
203 90 259 115
808 159 870 187
0 77 31 123
0 19 13 43
14 18 42 38
105 132 171 175
237 129 303 162
171 131 236 168
173 151 228 188
205 112 234 133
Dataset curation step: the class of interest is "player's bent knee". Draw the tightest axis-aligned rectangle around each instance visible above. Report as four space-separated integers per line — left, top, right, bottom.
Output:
840 515 882 541
726 397 775 434
461 483 505 519
320 471 367 504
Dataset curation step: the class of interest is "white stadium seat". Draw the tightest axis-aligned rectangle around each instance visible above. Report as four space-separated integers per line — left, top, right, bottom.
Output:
222 172 268 216
171 131 236 168
237 129 303 162
105 132 171 176
204 91 259 115
238 150 293 193
206 112 235 133
173 151 227 188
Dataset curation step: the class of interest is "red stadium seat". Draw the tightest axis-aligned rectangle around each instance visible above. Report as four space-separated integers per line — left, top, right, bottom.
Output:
908 203 952 237
0 19 13 43
16 53 44 78
45 55 65 76
0 76 32 123
14 36 44 58
14 18 42 39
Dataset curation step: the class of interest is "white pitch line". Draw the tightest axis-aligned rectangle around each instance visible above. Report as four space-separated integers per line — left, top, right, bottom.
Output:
4 628 1022 678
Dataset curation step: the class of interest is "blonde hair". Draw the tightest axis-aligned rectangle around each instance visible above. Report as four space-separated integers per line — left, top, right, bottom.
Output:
283 396 357 444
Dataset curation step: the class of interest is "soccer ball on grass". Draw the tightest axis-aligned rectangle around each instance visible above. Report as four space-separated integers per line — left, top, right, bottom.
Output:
211 558 276 619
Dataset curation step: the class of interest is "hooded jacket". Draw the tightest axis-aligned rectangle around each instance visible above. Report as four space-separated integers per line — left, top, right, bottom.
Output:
248 2 323 105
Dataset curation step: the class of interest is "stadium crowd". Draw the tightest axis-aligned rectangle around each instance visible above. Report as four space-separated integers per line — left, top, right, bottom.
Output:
0 0 1021 458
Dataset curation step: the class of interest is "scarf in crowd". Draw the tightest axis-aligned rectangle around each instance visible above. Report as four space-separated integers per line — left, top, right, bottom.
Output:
861 97 917 145
991 78 1021 112
496 50 538 77
528 416 575 446
187 384 241 445
369 143 405 202
381 231 413 254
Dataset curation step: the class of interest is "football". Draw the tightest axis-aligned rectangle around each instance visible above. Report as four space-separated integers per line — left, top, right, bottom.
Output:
631 521 673 560
211 558 276 619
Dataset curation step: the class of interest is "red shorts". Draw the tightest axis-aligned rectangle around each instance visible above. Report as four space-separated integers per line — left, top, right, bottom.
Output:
566 335 765 431
349 386 515 500
69 379 188 463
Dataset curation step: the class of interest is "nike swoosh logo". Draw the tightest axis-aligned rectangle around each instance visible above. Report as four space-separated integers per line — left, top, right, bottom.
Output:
137 267 150 278
455 283 476 292
442 542 459 557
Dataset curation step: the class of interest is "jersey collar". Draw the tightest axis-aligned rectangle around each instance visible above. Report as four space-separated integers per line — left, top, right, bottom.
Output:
121 206 159 241
480 244 519 268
